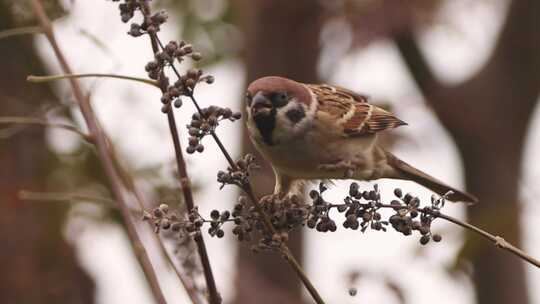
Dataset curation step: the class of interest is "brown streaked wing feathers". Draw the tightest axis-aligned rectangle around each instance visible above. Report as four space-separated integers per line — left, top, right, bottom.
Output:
308 84 368 103
309 84 407 137
362 106 407 134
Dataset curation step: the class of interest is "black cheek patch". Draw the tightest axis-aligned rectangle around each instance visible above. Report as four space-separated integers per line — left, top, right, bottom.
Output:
254 109 276 145
286 107 306 124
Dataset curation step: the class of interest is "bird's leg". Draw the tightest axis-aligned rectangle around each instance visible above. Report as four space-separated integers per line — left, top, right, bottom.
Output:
274 173 294 198
258 171 293 204
258 172 305 204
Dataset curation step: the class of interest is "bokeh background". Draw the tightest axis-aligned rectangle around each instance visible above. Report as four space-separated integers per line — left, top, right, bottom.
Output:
1 0 539 303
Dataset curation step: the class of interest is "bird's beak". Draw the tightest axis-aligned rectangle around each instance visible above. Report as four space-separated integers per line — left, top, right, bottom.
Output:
251 92 272 117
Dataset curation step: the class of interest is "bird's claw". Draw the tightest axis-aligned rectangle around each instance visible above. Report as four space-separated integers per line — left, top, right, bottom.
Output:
260 193 281 204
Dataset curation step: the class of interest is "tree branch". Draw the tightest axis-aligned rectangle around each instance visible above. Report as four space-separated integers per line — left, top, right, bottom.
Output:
28 73 159 87
434 212 540 268
376 203 540 268
107 140 204 304
137 2 221 303
0 116 91 141
0 26 41 40
30 1 167 303
483 0 540 91
394 32 442 98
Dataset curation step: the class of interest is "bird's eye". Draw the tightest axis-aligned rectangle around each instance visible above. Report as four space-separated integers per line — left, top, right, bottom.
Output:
245 92 252 106
270 92 289 107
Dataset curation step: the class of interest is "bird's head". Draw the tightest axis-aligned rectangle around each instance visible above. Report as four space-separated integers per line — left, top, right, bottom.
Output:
245 76 315 145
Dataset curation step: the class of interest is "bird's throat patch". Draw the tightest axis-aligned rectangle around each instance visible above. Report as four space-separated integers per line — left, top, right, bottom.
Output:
253 109 276 145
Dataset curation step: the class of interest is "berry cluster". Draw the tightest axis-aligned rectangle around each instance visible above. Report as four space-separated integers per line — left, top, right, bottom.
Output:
142 204 206 293
187 106 242 154
146 41 201 81
305 183 389 233
144 181 450 255
132 10 168 35
116 0 168 34
389 190 444 244
113 0 140 23
260 194 307 232
115 0 168 33
143 203 196 235
207 210 230 238
145 42 199 80
117 0 216 116
216 154 258 188
141 39 216 113
308 183 446 245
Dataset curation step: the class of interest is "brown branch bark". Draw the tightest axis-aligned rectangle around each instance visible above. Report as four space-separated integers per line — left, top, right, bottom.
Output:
394 33 443 96
0 2 94 303
30 1 167 303
137 1 221 302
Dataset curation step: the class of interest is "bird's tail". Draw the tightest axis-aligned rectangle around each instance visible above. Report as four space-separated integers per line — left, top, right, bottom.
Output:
384 150 478 203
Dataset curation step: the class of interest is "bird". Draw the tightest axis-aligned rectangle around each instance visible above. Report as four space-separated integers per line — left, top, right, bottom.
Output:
244 76 478 203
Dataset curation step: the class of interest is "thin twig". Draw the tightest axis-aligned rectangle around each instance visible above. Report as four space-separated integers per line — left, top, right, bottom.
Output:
0 116 91 141
10 112 202 303
18 190 143 217
108 142 204 304
0 26 42 40
19 190 116 205
28 73 159 87
138 2 221 303
30 1 167 303
378 204 540 269
435 212 540 268
158 237 205 304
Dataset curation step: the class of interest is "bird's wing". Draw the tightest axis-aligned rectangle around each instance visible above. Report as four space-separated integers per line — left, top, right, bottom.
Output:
307 84 407 137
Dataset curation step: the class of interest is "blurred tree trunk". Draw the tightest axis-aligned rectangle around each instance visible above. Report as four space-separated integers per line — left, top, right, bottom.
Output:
0 2 94 303
395 0 539 303
233 1 323 303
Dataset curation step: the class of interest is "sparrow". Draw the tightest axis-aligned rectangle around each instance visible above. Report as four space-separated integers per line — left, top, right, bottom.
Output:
244 76 477 203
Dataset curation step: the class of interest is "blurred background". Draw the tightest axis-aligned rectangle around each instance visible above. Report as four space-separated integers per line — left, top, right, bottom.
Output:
1 0 539 303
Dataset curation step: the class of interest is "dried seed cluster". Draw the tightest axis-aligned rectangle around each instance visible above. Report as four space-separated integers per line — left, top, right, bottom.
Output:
115 1 218 116
142 203 206 294
187 106 242 154
144 44 215 114
114 0 168 32
306 183 389 233
143 203 202 238
146 158 450 248
113 0 140 23
390 190 445 245
144 182 450 255
216 154 258 188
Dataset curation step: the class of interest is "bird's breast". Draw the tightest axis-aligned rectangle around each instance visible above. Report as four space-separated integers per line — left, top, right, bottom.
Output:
250 121 378 179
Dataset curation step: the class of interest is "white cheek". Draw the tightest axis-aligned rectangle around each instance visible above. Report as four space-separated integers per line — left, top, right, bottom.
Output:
273 100 313 143
275 101 301 127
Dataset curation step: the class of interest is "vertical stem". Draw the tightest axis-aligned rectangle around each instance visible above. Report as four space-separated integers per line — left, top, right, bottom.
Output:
30 1 167 303
166 110 221 303
139 2 221 303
